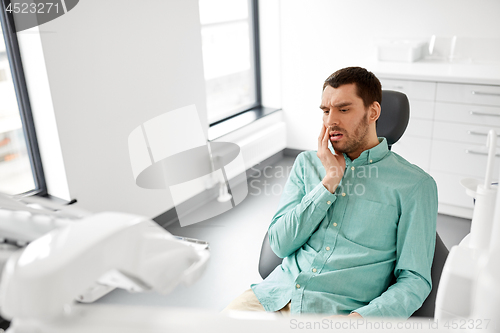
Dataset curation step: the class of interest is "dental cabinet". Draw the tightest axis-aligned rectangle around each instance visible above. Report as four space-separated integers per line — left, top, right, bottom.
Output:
372 63 500 219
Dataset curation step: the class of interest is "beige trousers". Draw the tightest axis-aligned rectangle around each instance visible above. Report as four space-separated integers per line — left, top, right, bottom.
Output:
222 289 291 316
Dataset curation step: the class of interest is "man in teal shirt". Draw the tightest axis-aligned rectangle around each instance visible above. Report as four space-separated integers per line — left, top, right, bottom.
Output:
224 67 438 318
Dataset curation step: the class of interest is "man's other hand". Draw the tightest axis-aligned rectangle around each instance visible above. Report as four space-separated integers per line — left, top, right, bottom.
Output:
317 123 345 193
324 311 363 319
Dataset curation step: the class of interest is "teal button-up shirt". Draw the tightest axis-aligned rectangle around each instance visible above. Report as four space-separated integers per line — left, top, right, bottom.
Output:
251 138 438 318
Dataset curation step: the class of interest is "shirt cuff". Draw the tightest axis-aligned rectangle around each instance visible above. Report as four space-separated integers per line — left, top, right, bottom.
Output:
353 304 382 318
307 182 337 212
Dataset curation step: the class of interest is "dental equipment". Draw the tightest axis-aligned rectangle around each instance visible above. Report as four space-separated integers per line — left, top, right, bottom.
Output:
435 130 499 330
0 211 209 332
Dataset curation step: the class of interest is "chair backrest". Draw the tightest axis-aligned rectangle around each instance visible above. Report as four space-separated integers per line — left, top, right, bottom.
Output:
412 233 449 317
377 90 410 149
258 90 448 317
258 229 283 280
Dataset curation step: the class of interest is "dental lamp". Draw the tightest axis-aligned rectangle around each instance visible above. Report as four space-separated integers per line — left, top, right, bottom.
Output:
0 192 91 280
0 211 209 332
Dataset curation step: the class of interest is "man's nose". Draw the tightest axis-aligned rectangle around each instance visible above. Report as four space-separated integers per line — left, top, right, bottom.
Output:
325 113 339 128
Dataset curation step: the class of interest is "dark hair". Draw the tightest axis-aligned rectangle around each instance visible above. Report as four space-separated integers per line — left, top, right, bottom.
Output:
323 67 382 108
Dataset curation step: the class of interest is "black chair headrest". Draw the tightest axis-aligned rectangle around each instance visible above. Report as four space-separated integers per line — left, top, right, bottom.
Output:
376 90 410 148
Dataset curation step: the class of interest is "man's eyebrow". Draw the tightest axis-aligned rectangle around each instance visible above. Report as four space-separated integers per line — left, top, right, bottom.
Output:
334 102 352 108
319 102 353 110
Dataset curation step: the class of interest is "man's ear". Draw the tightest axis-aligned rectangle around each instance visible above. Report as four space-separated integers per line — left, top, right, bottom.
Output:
368 101 381 124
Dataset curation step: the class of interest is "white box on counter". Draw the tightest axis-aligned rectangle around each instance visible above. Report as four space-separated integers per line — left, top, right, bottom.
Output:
377 40 426 63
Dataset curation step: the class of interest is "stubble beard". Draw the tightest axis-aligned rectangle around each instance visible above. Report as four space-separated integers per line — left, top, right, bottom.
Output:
330 113 370 155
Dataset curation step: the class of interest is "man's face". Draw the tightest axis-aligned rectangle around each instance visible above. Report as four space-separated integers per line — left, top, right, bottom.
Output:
320 83 371 158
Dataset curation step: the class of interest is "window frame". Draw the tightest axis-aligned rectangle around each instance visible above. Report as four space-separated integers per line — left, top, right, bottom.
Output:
205 0 262 126
0 0 47 196
252 0 262 114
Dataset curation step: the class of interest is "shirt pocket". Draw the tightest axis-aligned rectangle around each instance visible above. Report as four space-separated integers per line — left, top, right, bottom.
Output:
342 198 398 250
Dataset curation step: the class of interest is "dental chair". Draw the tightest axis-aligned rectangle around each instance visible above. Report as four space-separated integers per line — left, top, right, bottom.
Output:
258 90 449 318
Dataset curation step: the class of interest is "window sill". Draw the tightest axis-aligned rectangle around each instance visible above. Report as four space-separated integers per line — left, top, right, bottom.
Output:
207 106 282 141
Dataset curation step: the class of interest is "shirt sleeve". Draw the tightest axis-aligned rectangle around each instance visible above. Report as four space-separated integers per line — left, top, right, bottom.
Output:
268 152 337 258
353 177 438 318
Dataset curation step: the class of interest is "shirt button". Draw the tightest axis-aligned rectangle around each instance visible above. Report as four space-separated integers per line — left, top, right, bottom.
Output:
312 268 317 273
327 200 331 204
351 166 355 171
296 284 301 289
333 223 337 227
342 193 346 197
325 247 331 251
370 160 373 163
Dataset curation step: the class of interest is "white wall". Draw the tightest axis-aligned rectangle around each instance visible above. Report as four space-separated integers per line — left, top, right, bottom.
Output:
279 0 500 150
258 0 282 109
32 0 207 216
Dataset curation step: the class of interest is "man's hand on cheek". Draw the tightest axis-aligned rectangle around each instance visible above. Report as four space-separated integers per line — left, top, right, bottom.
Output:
317 124 346 193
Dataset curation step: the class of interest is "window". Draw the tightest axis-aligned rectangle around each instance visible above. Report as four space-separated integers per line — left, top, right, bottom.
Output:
0 1 45 196
199 0 261 125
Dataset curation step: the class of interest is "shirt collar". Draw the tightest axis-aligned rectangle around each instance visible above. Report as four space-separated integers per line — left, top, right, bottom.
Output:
330 137 389 166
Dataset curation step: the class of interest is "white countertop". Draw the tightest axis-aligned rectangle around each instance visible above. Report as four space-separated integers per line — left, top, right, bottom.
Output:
357 60 500 86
